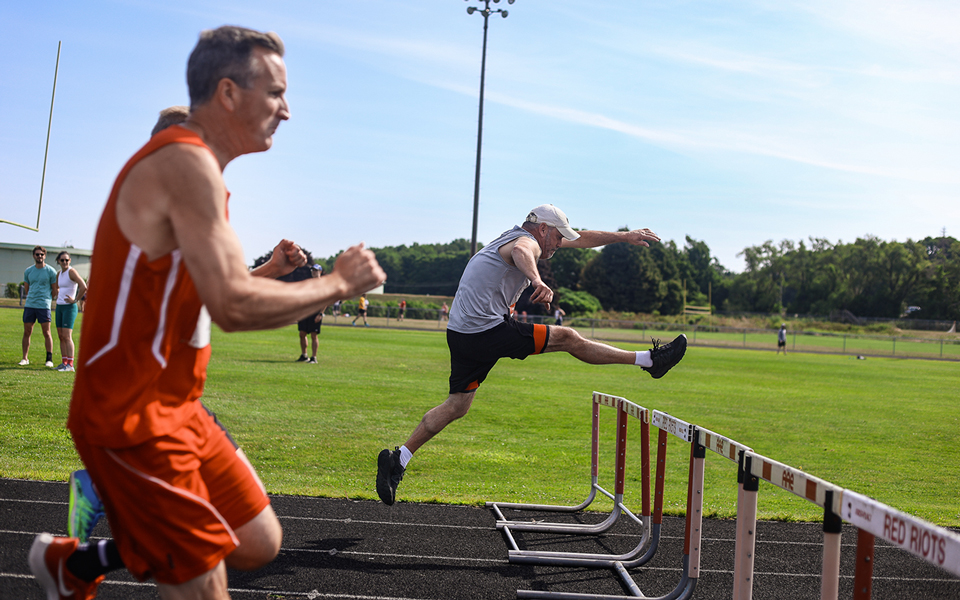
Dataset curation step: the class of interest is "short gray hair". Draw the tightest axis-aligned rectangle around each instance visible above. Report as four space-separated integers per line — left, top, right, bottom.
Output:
150 105 190 136
186 26 285 108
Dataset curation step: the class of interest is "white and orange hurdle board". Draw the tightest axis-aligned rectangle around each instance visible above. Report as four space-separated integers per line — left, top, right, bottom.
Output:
844 489 960 578
593 391 621 409
743 451 844 513
697 426 752 463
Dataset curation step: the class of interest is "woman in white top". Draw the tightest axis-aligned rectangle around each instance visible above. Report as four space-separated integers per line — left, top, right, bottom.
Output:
54 251 88 372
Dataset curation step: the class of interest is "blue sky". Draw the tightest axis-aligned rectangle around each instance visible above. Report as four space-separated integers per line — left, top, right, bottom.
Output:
2 0 958 273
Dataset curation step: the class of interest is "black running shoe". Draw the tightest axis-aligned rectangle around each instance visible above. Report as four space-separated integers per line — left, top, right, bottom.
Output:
296 354 308 362
643 334 687 379
376 447 405 505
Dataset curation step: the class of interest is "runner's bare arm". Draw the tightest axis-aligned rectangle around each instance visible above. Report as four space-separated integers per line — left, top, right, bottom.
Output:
250 239 307 278
561 228 660 249
510 236 553 307
119 144 384 331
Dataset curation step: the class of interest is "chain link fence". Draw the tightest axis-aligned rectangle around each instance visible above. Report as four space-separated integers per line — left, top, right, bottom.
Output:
322 303 960 360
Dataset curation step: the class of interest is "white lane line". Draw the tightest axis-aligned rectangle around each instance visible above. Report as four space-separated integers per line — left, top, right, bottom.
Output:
277 516 914 550
280 515 490 531
0 573 432 599
5 495 957 557
285 547 504 564
1 512 945 553
5 566 958 589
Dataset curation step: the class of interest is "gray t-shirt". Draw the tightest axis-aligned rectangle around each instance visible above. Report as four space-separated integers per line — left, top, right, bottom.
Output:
448 226 535 334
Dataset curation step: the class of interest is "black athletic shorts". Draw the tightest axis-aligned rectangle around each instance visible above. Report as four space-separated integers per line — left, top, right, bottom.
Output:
446 316 550 394
298 313 322 334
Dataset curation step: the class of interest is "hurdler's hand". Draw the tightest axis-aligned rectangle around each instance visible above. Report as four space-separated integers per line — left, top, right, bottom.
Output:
528 280 554 310
623 228 660 247
333 243 386 297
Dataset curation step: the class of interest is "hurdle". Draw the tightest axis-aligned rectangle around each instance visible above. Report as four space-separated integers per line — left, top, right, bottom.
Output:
509 409 720 600
501 394 655 569
843 489 960 598
735 451 960 599
735 452 847 600
693 427 753 600
488 392 646 539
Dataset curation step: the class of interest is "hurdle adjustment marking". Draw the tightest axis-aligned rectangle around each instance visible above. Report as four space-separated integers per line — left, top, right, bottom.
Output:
651 410 692 442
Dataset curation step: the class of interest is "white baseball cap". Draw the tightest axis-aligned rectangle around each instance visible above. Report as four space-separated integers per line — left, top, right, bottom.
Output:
525 204 580 241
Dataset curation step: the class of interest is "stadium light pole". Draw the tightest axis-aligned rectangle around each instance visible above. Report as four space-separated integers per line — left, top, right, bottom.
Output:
465 0 514 256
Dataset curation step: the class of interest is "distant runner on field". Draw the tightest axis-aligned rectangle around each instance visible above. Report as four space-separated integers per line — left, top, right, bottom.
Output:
376 204 687 505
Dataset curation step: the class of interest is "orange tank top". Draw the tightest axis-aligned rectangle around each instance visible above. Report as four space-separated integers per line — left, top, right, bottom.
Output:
68 125 223 447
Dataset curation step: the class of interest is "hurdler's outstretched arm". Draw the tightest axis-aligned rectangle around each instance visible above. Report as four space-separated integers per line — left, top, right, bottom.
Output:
561 228 660 249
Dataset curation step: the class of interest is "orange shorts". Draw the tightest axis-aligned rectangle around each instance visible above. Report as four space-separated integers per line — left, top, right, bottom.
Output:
73 402 270 585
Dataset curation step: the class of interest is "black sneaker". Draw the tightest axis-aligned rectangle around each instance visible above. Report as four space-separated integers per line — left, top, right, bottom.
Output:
376 447 405 506
643 334 687 379
296 354 308 362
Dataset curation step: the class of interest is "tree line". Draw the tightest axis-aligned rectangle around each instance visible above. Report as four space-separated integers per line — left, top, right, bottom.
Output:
263 231 959 321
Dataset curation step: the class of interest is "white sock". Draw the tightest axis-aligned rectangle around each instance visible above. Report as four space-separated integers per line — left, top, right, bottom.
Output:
635 350 653 368
399 445 413 469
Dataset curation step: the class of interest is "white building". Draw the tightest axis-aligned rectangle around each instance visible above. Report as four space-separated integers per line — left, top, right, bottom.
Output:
0 242 92 293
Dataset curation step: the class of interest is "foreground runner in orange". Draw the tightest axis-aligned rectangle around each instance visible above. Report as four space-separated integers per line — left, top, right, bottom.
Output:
29 25 384 600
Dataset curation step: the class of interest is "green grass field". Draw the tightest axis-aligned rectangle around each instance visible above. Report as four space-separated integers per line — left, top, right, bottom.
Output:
2 308 958 526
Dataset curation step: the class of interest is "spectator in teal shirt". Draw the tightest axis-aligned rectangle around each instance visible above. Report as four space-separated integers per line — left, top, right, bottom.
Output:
20 245 59 367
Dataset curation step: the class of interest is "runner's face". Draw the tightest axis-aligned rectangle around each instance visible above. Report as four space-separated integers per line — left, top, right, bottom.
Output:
235 48 290 152
33 251 45 266
541 226 564 259
58 255 70 271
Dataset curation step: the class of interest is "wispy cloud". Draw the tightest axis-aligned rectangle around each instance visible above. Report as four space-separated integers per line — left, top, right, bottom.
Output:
472 91 960 185
787 0 960 59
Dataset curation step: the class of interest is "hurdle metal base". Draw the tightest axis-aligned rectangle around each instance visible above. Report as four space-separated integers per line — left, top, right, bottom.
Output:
489 478 624 535
504 509 656 567
515 556 698 600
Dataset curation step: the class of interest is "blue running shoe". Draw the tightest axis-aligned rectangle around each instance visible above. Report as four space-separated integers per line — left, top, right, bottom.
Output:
68 470 104 543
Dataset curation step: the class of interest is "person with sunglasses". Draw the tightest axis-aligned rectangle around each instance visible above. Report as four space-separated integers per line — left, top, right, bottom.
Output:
20 246 59 367
53 251 88 372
